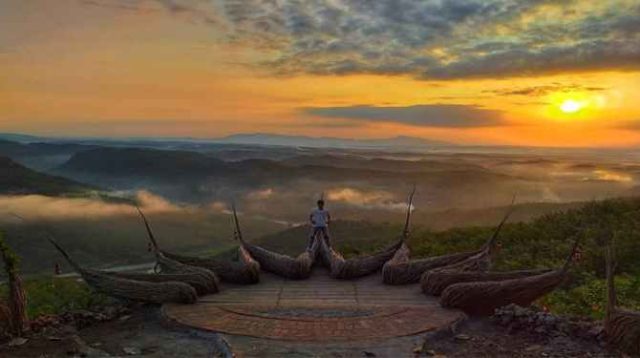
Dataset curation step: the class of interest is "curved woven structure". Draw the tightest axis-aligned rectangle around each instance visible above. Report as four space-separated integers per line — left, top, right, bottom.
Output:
232 190 410 281
136 217 221 294
383 244 482 285
242 241 319 280
231 204 320 280
160 247 260 284
416 205 517 292
49 238 198 304
422 268 553 296
315 191 412 280
605 243 640 355
438 238 580 316
319 237 403 279
108 266 217 296
239 221 403 281
606 310 640 355
439 269 567 316
153 253 220 294
386 199 514 286
137 208 258 284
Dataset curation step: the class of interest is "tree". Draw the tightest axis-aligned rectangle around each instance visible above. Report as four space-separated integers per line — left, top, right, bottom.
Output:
0 231 28 336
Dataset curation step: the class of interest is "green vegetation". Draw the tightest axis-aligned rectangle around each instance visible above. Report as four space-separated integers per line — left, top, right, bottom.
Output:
540 273 640 319
413 198 640 318
0 233 20 278
0 277 112 319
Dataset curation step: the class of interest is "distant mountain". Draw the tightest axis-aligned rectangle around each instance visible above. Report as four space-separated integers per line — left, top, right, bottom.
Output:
215 133 452 149
55 146 517 210
59 147 230 178
0 139 95 157
57 146 506 186
0 156 91 195
0 139 100 171
0 133 47 143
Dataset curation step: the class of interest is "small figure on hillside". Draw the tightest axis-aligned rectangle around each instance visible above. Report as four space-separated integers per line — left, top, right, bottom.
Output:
309 200 331 249
54 262 61 275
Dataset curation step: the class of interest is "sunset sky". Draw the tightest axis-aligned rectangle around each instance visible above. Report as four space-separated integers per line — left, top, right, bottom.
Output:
1 0 640 147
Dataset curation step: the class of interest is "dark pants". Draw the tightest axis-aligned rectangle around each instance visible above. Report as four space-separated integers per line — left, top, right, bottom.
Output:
308 226 330 249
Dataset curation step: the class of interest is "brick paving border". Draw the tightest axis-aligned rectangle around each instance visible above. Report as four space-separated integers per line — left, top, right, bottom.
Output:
162 270 465 341
163 303 464 341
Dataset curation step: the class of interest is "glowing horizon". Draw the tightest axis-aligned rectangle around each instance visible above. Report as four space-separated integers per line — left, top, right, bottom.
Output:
1 0 640 148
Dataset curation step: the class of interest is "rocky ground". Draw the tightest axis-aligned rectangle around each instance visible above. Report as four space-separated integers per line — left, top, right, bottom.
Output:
0 304 626 357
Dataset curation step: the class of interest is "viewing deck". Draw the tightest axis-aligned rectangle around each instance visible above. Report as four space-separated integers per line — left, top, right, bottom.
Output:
163 268 465 341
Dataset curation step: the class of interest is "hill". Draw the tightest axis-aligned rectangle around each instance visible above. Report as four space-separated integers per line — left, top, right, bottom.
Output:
0 139 99 170
55 147 518 207
0 133 46 143
0 156 92 196
59 147 230 179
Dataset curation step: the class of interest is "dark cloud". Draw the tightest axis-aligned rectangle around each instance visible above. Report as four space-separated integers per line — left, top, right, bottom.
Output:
486 84 607 97
303 104 504 128
80 0 160 12
424 39 640 79
83 0 221 24
136 0 640 80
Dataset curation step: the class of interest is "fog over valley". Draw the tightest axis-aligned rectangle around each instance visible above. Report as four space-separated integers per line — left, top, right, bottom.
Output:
0 134 639 274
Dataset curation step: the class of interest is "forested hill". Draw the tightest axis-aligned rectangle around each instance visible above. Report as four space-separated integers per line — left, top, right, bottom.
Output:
0 156 92 196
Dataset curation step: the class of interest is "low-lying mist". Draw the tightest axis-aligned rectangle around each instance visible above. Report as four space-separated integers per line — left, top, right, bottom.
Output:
3 144 640 275
0 191 181 221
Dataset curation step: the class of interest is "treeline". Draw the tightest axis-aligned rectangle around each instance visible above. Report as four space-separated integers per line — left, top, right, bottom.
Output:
400 198 640 317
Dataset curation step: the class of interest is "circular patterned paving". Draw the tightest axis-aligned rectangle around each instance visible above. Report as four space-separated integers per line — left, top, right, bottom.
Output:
163 269 465 341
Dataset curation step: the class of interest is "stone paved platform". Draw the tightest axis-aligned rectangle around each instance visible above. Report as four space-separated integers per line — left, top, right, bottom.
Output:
163 269 465 341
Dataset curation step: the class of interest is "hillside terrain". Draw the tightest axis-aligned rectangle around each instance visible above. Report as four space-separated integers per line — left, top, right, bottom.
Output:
0 156 91 196
0 139 98 170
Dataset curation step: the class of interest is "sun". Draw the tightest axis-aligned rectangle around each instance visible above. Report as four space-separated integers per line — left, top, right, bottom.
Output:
560 99 584 114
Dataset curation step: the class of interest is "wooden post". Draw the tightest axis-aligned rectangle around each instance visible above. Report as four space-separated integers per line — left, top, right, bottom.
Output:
402 186 416 240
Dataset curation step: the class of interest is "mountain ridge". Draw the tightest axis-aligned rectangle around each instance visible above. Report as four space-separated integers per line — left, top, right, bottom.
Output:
0 156 92 195
216 133 453 148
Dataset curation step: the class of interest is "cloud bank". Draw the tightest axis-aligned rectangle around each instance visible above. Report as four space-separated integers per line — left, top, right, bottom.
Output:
304 104 503 127
144 0 640 80
327 187 410 212
485 84 607 97
0 191 182 221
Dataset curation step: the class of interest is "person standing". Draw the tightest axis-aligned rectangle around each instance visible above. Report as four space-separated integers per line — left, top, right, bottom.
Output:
309 200 331 249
